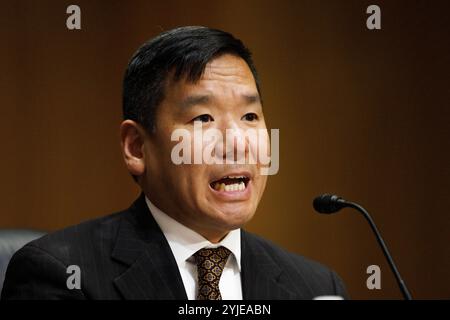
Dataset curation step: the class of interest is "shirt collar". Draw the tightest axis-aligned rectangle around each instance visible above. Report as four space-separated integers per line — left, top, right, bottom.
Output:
145 196 241 271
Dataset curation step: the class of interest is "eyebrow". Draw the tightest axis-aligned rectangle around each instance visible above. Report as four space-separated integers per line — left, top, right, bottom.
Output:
180 93 261 109
242 93 261 105
180 94 212 109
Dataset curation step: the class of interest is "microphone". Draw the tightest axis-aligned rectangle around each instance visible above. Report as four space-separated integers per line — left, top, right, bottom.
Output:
313 194 346 213
313 194 412 300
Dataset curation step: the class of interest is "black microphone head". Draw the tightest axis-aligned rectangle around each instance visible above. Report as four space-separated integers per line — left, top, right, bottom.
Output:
313 194 346 214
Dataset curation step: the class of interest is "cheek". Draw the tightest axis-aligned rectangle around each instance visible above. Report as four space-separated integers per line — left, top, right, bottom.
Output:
260 176 268 193
246 128 270 165
175 165 209 195
253 175 268 200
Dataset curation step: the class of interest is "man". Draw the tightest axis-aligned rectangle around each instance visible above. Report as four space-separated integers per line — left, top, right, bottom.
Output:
1 26 347 300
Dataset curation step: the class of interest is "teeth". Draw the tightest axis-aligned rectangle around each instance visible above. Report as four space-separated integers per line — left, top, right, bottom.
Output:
213 182 226 191
216 181 246 192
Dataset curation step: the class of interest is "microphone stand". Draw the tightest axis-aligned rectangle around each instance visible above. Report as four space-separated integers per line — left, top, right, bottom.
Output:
344 201 412 300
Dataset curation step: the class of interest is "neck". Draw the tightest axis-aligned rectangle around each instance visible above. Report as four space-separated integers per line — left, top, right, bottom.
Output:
197 229 228 244
144 192 230 244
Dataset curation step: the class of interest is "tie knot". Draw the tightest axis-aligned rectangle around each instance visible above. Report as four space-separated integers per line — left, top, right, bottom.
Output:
194 246 231 264
193 246 232 300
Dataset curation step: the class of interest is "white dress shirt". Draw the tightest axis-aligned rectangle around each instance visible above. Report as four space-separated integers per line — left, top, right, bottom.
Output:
145 197 243 300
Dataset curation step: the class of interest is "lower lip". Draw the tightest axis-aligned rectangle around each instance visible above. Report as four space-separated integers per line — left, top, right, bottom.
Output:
209 181 252 201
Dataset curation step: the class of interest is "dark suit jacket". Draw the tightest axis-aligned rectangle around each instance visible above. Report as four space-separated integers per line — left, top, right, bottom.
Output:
1 194 347 300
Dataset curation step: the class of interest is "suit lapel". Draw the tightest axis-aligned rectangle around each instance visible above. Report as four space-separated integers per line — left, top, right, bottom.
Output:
241 230 311 300
109 194 312 300
111 194 187 300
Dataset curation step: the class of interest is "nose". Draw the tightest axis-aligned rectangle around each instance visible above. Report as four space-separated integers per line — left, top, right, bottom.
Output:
214 117 249 164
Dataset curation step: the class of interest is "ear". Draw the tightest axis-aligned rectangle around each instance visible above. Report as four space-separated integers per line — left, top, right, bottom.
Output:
120 120 147 177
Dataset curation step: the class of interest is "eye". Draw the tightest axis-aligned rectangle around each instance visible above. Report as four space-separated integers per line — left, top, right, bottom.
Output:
192 114 214 123
241 113 258 122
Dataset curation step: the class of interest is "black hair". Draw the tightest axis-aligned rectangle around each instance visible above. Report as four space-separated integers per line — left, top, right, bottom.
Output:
122 26 261 132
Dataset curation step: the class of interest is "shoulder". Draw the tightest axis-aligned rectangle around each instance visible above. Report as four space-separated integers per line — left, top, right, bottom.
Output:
1 210 128 300
26 210 126 264
243 230 331 277
242 230 348 298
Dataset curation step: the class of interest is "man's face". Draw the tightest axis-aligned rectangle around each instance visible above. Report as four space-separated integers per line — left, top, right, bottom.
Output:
142 54 268 241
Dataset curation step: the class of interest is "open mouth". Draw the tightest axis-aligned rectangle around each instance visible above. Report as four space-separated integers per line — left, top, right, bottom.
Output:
210 175 250 192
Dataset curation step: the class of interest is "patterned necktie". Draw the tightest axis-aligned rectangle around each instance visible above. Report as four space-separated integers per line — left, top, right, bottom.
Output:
194 246 231 300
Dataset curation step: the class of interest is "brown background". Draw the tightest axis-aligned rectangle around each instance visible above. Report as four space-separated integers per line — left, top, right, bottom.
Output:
1 0 449 299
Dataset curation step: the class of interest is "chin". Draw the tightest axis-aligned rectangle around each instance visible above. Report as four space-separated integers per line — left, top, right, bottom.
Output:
211 204 255 227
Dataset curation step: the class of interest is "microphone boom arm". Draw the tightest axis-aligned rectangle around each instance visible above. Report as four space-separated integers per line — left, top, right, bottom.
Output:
345 201 412 300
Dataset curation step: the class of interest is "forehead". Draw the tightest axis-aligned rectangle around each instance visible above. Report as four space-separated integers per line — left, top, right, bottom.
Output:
202 54 256 84
167 54 258 99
